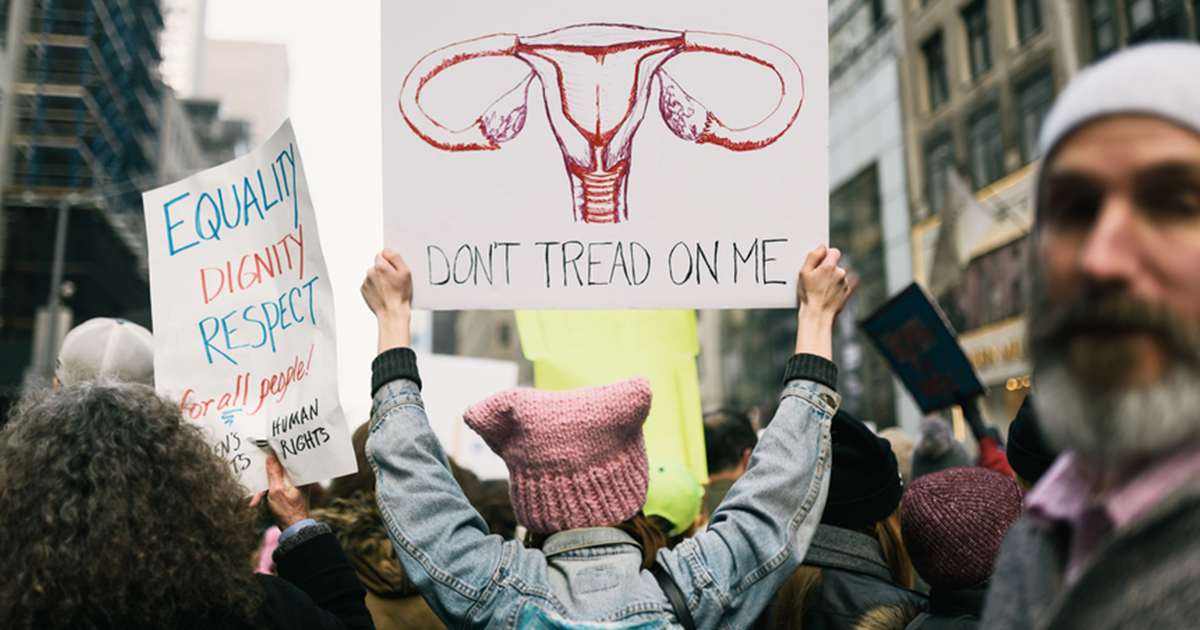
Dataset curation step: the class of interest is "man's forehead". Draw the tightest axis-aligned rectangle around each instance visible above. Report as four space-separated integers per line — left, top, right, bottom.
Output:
1047 115 1200 177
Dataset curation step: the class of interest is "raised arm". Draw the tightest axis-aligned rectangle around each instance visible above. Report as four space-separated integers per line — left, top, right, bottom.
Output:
360 249 515 627
661 245 854 630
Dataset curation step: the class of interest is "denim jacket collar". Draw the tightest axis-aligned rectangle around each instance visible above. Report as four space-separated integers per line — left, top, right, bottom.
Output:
542 527 643 558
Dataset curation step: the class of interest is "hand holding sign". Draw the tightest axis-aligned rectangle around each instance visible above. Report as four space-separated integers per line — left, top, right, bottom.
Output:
795 245 856 360
250 453 310 530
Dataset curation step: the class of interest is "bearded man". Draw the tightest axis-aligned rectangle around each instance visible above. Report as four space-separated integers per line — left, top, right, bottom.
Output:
980 42 1200 629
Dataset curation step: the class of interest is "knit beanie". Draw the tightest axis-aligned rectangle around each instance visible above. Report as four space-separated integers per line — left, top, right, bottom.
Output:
1006 395 1059 485
462 377 652 534
1038 42 1200 160
56 317 154 385
643 459 704 536
911 417 971 481
901 467 1025 590
821 410 904 529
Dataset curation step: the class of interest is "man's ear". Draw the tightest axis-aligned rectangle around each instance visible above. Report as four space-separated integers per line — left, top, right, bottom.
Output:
737 447 753 475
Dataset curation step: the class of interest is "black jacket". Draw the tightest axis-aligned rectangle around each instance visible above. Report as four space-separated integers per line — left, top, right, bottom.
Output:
85 524 375 630
904 588 985 630
772 524 929 630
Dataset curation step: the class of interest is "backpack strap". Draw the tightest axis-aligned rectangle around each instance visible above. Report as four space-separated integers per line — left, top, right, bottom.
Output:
652 563 697 630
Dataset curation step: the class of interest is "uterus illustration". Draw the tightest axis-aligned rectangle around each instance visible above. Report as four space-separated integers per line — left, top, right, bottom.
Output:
399 24 805 224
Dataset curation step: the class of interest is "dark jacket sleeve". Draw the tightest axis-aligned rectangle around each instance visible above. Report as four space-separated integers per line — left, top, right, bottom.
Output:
258 524 376 630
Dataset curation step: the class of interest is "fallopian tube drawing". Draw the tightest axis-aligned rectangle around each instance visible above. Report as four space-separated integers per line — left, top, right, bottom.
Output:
399 23 804 224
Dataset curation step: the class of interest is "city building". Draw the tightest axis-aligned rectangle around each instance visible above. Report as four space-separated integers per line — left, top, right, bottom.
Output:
0 0 169 413
160 0 206 97
895 0 1198 427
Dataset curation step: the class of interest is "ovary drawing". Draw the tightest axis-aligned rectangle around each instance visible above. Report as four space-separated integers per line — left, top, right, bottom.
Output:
399 24 805 224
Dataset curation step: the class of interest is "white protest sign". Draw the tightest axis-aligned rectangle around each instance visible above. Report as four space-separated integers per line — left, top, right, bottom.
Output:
143 120 355 492
381 0 828 309
420 353 520 480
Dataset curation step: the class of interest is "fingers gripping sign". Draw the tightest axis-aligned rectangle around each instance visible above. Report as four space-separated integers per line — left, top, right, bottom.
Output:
795 245 856 359
362 249 414 354
250 453 310 530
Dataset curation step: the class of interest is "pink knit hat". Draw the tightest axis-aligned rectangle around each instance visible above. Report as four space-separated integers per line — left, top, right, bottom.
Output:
462 377 652 534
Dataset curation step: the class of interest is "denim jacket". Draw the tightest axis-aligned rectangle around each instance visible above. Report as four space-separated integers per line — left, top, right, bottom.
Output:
365 350 838 630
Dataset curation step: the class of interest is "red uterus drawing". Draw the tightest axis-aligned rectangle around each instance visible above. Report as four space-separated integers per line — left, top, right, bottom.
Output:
399 24 804 224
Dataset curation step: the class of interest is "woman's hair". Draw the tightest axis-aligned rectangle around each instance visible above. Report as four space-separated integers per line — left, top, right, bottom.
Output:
763 505 913 630
525 512 667 570
0 381 263 629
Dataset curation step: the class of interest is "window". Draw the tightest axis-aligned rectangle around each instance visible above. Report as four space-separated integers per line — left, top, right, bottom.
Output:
1016 70 1054 163
1088 0 1120 58
923 31 949 109
1126 0 1188 43
968 104 1005 189
962 0 993 78
1015 0 1044 41
925 133 955 216
0 0 10 50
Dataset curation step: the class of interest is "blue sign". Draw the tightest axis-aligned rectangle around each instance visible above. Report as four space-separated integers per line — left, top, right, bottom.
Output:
860 283 986 413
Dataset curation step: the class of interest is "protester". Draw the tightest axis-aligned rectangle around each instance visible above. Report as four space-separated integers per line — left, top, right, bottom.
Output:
702 407 759 516
361 244 851 629
980 42 1200 629
879 428 915 485
644 458 706 548
900 468 1024 630
1003 395 1058 490
910 417 970 480
760 410 927 630
55 316 154 385
313 422 517 630
0 380 373 630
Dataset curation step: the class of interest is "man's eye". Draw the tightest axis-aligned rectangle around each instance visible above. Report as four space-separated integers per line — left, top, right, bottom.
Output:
1142 189 1200 220
1044 193 1100 228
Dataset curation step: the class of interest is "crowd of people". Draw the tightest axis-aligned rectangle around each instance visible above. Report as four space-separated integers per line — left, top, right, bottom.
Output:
2 41 1200 629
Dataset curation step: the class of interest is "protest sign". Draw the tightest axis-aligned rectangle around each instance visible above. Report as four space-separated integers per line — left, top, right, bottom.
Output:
860 283 987 414
381 0 828 309
515 309 707 482
143 120 355 492
421 354 520 480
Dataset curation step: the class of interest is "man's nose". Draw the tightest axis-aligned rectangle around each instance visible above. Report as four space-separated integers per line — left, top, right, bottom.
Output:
1077 195 1143 289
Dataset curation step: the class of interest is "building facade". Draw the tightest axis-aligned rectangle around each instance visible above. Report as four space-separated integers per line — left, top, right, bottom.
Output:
0 0 167 412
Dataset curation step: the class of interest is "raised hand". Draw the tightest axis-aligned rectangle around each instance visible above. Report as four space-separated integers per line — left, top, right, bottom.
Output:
361 248 413 353
795 244 857 359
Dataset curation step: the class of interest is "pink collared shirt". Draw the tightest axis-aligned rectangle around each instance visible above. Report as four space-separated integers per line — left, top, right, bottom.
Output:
1026 439 1200 585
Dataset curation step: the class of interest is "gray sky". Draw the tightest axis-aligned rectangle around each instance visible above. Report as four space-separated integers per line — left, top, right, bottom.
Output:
207 0 392 430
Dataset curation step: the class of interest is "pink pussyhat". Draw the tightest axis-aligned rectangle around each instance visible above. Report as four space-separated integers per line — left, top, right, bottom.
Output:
462 377 653 534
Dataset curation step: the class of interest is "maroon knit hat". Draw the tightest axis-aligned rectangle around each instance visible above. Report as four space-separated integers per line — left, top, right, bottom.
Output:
462 377 652 534
900 467 1025 590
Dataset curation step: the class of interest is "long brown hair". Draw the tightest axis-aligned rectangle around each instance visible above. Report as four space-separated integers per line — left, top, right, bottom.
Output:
764 505 912 630
525 512 667 570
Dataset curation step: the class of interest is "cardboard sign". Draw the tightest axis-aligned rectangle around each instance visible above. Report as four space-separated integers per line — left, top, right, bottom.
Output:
860 283 987 413
143 120 355 492
381 0 829 309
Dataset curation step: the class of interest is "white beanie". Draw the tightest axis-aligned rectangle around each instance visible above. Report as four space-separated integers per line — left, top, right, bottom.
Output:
1039 42 1200 159
56 317 154 385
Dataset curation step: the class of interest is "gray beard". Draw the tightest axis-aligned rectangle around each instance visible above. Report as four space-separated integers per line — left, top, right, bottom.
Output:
1033 357 1200 465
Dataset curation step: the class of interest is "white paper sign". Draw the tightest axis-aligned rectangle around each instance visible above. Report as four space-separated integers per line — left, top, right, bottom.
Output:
381 0 829 309
420 353 520 480
143 120 355 492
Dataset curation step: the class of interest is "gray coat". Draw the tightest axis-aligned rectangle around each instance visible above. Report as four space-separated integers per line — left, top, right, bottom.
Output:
980 475 1200 630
